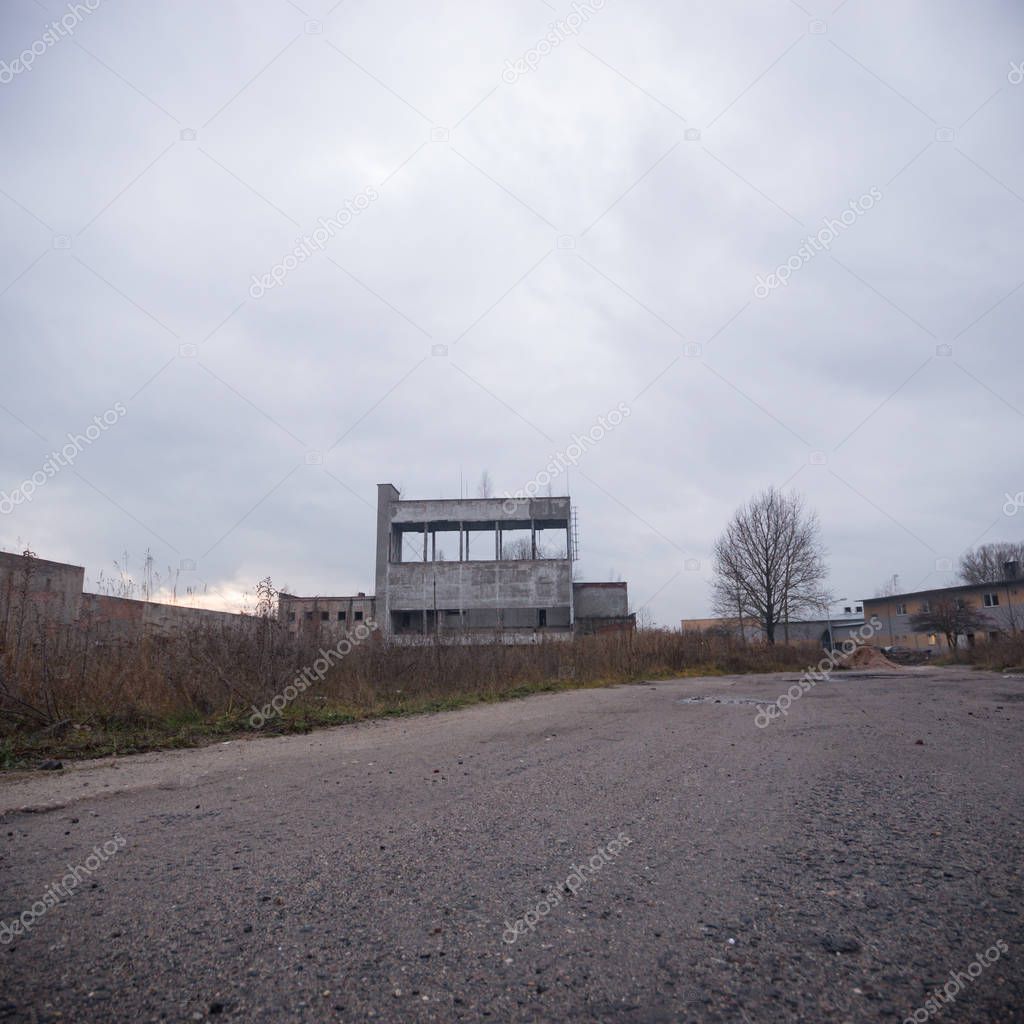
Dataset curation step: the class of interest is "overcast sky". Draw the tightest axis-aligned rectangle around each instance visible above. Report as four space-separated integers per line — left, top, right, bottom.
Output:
2 0 1023 622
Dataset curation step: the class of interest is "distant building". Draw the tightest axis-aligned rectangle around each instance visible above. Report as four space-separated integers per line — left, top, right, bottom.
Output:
681 610 865 648
863 573 1022 650
277 593 377 638
371 483 634 641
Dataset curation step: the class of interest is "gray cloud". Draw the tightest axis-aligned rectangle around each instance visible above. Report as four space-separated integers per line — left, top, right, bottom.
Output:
1 0 1022 621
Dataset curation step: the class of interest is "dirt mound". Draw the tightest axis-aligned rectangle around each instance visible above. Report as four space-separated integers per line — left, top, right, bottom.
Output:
840 645 902 670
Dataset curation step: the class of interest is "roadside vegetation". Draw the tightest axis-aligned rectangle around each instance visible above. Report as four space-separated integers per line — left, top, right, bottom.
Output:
956 635 1024 672
0 598 818 767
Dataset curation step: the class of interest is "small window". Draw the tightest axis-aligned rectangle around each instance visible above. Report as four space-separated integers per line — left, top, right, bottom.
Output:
855 604 862 612
354 610 364 621
304 611 313 621
895 603 907 615
287 611 295 622
955 599 967 610
983 593 1000 607
920 601 930 613
321 611 329 621
338 610 346 621
401 612 411 628
988 631 1000 641
844 606 851 614
539 609 547 627
928 634 937 645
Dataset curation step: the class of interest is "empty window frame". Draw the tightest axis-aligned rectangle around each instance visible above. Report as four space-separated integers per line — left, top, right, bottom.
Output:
465 525 498 561
500 527 534 560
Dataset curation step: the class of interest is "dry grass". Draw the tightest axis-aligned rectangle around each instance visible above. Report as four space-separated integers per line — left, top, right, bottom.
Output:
0 585 819 766
959 635 1024 672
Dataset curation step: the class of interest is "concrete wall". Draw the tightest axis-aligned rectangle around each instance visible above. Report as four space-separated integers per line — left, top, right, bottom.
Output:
386 561 572 611
0 551 85 632
572 582 634 635
573 582 628 618
388 495 570 525
81 594 254 638
0 551 255 641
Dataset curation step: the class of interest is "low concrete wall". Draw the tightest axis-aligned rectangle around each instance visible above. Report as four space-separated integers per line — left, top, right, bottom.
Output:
81 594 254 638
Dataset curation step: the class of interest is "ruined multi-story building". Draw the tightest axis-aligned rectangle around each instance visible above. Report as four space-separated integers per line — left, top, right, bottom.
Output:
373 483 633 640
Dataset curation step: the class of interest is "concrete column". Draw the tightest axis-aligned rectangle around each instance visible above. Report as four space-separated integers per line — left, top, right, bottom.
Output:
495 522 500 561
422 523 428 562
531 519 536 559
375 483 400 637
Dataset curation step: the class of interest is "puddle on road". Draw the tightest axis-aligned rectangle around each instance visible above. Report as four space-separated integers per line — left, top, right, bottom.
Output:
675 696 763 706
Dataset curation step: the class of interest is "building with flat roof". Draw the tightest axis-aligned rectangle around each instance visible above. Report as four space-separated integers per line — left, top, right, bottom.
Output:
277 592 377 638
863 575 1022 650
373 483 632 640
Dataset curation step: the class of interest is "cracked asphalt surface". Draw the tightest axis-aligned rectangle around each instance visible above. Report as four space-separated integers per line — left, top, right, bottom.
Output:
1 666 1023 1023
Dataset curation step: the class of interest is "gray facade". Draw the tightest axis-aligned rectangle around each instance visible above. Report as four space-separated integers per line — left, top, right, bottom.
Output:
573 582 635 634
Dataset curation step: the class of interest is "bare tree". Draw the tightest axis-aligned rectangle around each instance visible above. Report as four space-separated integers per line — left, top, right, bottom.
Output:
958 542 1024 584
503 536 556 560
711 488 828 645
503 537 533 560
477 470 493 498
909 599 991 652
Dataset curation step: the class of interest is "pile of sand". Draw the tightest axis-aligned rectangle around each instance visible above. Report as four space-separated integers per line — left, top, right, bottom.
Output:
839 645 902 669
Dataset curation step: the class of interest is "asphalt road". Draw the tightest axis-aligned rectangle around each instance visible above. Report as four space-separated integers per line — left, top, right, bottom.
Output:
2 667 1023 1023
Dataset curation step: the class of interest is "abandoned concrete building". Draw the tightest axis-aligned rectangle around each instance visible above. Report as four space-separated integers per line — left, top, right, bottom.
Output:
371 483 633 640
